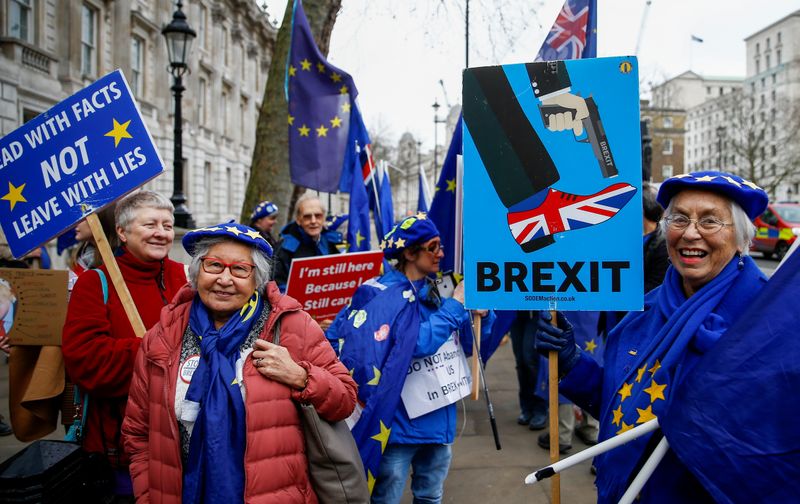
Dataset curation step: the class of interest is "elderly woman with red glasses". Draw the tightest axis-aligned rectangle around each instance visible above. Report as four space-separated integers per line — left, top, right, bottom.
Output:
122 223 357 503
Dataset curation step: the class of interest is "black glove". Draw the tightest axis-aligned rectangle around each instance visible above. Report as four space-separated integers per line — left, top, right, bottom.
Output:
534 311 581 376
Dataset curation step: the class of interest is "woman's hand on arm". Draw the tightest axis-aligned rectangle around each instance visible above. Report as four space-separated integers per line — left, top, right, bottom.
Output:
251 339 309 389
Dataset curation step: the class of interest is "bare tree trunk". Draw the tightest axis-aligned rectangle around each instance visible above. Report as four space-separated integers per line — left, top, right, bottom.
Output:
241 0 343 226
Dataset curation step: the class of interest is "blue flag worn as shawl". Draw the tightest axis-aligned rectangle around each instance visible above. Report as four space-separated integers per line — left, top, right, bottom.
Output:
661 249 800 503
182 291 264 503
560 256 766 503
337 276 421 490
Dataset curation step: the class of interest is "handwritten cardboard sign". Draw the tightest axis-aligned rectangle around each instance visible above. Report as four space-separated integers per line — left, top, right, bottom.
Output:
285 251 383 320
0 268 68 346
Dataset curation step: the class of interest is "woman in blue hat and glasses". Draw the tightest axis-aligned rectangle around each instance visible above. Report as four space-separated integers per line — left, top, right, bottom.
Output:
534 171 770 503
250 200 280 250
326 213 495 504
122 223 357 503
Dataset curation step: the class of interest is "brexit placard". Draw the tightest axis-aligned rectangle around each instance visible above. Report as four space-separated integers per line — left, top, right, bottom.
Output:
0 70 164 258
462 57 643 311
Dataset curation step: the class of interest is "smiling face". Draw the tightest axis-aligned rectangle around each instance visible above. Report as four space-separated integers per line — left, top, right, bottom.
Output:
116 208 175 262
296 199 325 240
666 190 739 297
197 241 257 328
253 214 278 234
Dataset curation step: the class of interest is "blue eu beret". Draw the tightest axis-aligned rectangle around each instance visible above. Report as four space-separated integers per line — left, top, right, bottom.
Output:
250 200 279 223
183 222 273 258
657 171 769 220
381 212 440 259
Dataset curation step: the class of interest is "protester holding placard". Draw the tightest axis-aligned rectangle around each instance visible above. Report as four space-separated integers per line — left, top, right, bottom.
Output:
534 172 769 502
326 213 494 504
273 196 343 293
61 191 187 499
122 223 356 503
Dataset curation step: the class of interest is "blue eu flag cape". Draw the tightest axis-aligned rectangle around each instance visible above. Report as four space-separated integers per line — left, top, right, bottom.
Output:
534 0 597 61
428 118 462 273
660 249 800 503
287 0 357 192
337 277 421 492
345 103 372 252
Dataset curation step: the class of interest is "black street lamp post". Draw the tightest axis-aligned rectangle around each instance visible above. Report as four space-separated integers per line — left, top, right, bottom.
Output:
432 101 446 182
162 1 196 228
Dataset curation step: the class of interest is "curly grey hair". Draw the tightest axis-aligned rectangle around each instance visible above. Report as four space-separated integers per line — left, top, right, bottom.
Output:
115 190 174 231
661 198 756 255
187 236 272 293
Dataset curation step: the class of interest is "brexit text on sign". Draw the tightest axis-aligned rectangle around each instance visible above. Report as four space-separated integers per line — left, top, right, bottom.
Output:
0 70 164 258
285 251 384 320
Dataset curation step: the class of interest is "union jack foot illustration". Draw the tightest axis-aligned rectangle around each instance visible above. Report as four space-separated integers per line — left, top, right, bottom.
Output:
507 183 637 253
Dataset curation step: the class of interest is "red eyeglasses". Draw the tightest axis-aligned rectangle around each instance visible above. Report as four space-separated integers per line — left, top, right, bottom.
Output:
200 256 256 279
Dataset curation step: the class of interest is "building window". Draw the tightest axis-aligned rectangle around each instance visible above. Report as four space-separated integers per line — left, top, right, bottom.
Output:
661 165 673 178
222 27 229 67
240 97 247 143
198 78 207 125
766 37 770 50
130 36 144 97
756 59 760 74
204 162 213 208
225 167 233 212
8 0 34 42
706 86 711 95
81 4 98 77
777 32 781 44
756 42 760 53
772 74 777 85
777 50 781 65
663 116 673 128
199 5 209 50
771 145 777 157
221 88 229 136
766 54 770 69
662 138 673 155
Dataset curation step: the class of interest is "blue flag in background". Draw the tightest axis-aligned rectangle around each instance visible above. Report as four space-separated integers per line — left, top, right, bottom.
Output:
287 0 357 192
660 251 800 502
428 118 462 273
534 0 597 61
345 104 372 252
376 167 394 236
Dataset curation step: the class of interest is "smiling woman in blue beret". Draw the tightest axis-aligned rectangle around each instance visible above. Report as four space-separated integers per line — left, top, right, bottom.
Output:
534 171 770 503
122 222 357 503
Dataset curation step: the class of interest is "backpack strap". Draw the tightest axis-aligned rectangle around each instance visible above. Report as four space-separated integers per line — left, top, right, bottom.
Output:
92 268 109 304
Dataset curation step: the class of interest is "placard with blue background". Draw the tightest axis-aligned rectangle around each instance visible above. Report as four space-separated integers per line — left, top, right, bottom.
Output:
462 56 643 311
0 70 163 258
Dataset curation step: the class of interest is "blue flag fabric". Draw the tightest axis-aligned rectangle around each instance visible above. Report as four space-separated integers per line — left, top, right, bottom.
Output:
534 0 597 61
428 118 462 273
376 168 394 237
287 0 357 192
337 278 422 489
660 251 800 503
325 213 349 232
345 104 372 252
57 229 77 255
417 166 432 213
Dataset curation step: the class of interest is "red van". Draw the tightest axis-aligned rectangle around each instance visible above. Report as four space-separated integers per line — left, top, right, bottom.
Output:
751 203 800 260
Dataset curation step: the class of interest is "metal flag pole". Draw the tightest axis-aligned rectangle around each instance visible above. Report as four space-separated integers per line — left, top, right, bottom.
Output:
618 436 670 504
525 418 660 485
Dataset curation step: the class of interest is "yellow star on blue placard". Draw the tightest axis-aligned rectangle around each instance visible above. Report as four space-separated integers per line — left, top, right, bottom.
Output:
1 182 26 211
104 118 133 147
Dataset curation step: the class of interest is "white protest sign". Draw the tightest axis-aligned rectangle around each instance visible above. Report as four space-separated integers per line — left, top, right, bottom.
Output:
401 332 472 419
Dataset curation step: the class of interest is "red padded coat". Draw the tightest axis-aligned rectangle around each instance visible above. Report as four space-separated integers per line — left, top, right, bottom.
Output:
61 249 187 464
122 282 358 503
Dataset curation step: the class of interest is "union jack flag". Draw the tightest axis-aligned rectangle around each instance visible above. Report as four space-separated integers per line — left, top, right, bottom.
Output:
535 0 597 62
507 183 636 252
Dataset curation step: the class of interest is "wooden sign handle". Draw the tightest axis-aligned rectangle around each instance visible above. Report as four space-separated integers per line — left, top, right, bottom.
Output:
86 214 146 338
549 310 561 504
471 312 481 400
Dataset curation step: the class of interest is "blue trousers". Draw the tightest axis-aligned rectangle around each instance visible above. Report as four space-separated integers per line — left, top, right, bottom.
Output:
371 443 452 504
510 312 547 417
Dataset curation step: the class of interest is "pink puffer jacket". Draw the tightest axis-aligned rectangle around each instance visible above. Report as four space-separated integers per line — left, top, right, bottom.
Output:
122 283 358 503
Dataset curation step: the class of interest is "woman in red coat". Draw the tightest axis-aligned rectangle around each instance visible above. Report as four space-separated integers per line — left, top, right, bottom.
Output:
122 223 357 503
62 191 187 500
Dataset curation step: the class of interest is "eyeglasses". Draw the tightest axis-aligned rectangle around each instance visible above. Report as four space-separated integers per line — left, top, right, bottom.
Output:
423 241 443 254
200 256 256 279
664 214 732 234
300 212 324 222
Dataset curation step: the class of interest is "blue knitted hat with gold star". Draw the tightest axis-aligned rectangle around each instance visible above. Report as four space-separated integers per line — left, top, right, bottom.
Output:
657 171 769 220
183 222 273 258
381 212 440 259
249 200 279 223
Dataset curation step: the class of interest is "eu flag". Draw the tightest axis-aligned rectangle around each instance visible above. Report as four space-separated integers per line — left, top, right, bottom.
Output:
376 167 394 236
534 0 597 61
428 118 462 273
345 104 372 252
287 0 357 192
660 250 800 502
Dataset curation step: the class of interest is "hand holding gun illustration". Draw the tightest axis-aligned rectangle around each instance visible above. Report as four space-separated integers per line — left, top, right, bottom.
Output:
539 94 618 178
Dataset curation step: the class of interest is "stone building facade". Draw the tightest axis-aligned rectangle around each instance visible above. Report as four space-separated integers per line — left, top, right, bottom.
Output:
0 0 276 226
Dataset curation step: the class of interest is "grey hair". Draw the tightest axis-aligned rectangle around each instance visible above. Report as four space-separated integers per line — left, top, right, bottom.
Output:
294 194 325 219
115 190 174 231
187 236 272 293
661 198 756 255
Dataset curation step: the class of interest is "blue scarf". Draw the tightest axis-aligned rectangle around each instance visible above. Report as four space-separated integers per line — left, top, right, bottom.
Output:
182 291 264 504
593 255 765 502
